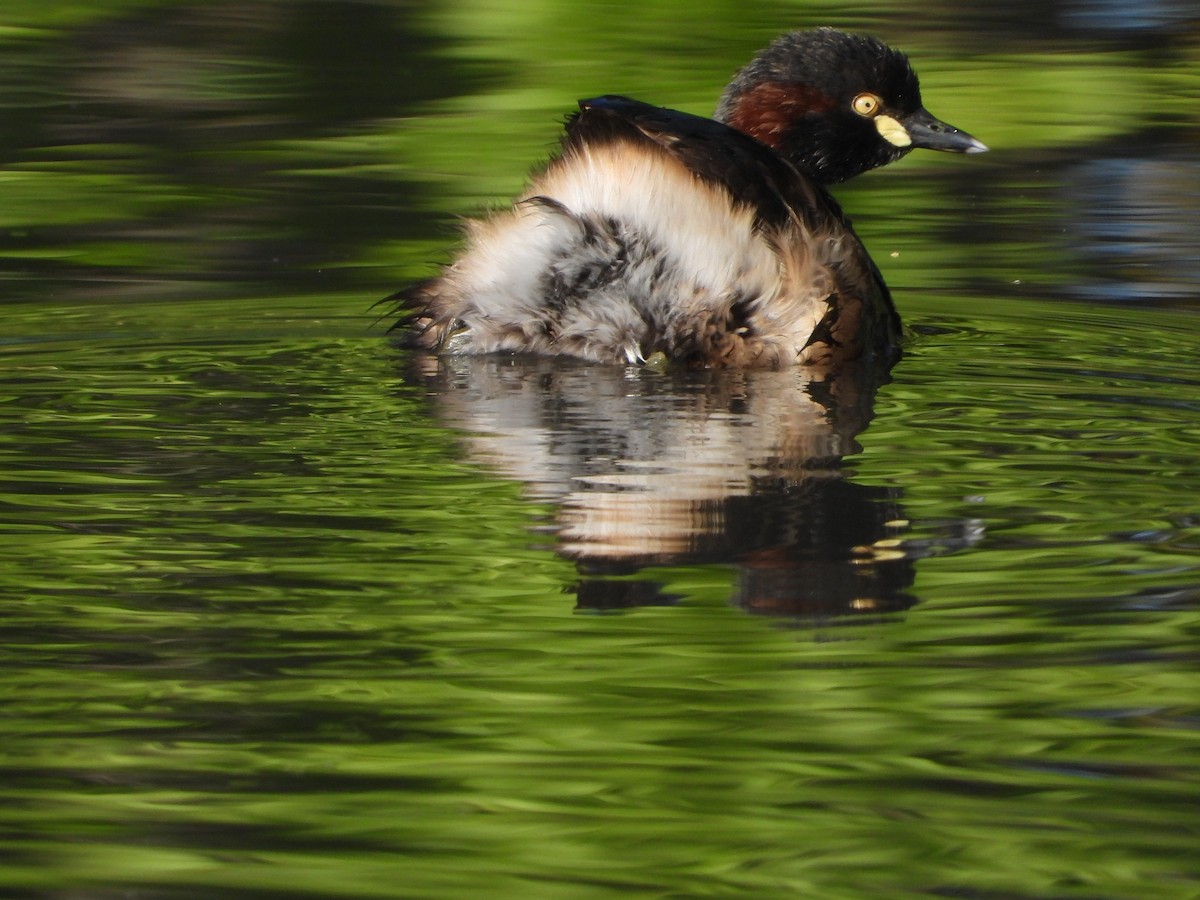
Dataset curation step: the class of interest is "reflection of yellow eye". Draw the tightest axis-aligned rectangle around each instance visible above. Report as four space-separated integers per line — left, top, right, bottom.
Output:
852 93 882 117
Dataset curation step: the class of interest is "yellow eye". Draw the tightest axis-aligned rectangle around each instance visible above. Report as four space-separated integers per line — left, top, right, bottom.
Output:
852 93 882 118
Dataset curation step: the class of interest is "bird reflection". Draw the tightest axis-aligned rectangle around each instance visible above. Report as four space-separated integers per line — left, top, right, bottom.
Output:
403 355 980 618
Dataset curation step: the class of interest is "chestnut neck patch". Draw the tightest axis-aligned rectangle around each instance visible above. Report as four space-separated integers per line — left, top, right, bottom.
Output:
723 82 836 149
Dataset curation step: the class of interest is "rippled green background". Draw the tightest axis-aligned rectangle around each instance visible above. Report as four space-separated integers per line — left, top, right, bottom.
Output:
2 2 1199 898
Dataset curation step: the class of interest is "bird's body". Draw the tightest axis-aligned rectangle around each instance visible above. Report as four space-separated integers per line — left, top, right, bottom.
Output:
395 28 985 370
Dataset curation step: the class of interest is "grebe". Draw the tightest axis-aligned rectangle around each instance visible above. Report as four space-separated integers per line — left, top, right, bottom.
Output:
393 28 986 369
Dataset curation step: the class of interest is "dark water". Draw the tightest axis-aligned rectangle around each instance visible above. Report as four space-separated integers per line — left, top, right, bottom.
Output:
2 3 1199 898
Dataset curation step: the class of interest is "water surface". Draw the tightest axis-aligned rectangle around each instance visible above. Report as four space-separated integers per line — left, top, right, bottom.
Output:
2 2 1199 898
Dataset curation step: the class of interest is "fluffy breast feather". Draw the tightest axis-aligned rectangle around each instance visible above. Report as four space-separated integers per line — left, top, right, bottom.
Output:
403 134 863 368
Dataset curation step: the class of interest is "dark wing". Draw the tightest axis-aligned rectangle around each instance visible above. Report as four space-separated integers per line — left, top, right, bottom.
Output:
568 95 834 233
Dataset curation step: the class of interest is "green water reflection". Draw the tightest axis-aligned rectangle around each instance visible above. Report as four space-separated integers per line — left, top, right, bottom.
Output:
1 2 1199 898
